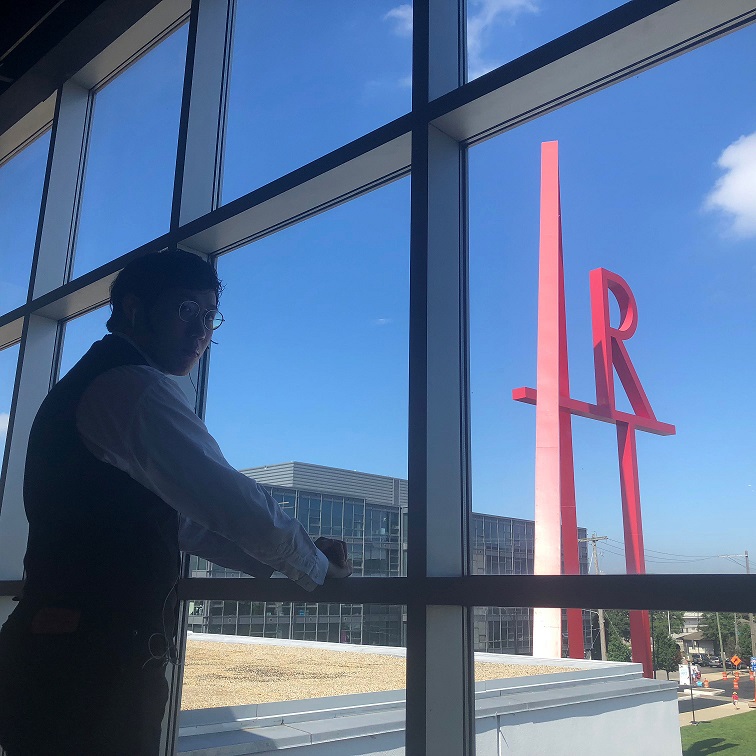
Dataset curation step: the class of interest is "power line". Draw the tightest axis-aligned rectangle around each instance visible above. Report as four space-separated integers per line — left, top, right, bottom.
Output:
600 539 751 566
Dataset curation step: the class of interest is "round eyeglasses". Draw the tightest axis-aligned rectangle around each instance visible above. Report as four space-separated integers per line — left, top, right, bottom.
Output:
177 300 225 331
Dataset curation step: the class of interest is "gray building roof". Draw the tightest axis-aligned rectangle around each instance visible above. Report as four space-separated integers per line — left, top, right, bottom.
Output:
241 462 408 510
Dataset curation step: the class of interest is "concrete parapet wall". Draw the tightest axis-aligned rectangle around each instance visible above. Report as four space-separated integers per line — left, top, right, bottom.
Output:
178 647 681 756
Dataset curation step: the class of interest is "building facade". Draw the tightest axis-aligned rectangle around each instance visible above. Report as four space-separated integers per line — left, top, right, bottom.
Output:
188 462 591 654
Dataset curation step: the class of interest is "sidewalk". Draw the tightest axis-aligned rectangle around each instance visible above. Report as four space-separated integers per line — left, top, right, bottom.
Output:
679 692 756 726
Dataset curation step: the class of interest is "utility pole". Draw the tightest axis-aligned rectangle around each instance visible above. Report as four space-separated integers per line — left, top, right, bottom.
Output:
716 612 726 675
580 533 608 661
735 606 740 654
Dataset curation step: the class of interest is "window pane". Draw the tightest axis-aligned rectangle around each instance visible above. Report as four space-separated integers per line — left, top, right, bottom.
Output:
0 131 50 315
180 603 406 752
471 604 726 750
72 26 187 279
205 179 409 487
0 345 20 483
221 1 411 203
58 307 111 380
466 0 623 81
469 26 756 581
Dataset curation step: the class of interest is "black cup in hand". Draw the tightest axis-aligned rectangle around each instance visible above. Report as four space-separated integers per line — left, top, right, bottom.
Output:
314 536 348 567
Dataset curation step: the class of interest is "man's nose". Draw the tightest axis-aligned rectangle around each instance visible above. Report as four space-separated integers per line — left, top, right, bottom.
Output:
187 316 206 338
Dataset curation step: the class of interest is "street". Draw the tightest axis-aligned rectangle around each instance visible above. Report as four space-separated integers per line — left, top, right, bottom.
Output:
676 667 755 723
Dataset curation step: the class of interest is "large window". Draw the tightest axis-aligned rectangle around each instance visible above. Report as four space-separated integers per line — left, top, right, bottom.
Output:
204 181 409 476
0 131 50 314
222 1 411 203
0 345 19 480
465 0 623 80
57 307 111 379
468 23 756 575
72 25 188 279
1 2 755 755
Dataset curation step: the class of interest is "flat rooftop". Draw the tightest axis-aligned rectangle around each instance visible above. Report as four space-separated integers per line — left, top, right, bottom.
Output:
181 634 579 710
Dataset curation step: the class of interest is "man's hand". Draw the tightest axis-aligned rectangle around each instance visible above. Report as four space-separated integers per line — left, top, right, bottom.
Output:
315 536 353 579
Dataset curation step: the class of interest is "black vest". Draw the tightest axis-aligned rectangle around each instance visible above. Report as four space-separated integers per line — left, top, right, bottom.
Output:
22 335 180 625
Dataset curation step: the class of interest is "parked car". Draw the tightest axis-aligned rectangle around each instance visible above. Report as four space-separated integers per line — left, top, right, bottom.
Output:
708 656 722 667
691 654 709 666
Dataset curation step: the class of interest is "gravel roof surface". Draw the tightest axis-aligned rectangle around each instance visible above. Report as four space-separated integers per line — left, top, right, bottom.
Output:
181 639 578 710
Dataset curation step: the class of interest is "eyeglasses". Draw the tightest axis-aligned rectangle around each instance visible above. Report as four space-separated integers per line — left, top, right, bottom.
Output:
177 300 225 331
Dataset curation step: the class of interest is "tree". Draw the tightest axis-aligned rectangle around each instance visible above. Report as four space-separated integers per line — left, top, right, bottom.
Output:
604 610 632 662
651 610 684 634
700 612 752 660
604 610 630 642
654 630 682 675
602 609 685 669
607 635 632 662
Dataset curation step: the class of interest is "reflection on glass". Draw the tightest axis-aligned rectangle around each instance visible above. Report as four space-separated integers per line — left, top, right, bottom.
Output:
58 307 111 380
468 26 756 576
72 26 187 279
0 345 20 482
466 0 623 81
0 132 50 314
222 1 411 202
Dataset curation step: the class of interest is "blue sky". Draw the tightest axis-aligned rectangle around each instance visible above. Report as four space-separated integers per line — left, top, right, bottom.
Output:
2 2 755 576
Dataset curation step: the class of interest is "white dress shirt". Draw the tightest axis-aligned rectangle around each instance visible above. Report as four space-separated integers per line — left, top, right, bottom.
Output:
75 335 328 591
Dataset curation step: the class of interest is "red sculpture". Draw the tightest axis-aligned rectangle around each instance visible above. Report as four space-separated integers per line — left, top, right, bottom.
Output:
513 141 675 678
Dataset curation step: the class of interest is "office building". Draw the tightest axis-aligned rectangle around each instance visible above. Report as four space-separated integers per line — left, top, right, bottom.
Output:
188 462 591 654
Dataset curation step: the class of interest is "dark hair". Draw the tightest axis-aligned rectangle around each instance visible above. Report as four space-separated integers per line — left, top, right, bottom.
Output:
107 250 223 332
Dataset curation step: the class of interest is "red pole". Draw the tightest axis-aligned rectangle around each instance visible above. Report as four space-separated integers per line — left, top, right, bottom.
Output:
531 141 565 659
617 422 653 678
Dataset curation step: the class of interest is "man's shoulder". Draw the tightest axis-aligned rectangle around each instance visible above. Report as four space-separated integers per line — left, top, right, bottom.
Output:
82 364 180 409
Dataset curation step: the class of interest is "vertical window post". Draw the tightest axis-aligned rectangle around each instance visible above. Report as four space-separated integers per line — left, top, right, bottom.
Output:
407 1 473 753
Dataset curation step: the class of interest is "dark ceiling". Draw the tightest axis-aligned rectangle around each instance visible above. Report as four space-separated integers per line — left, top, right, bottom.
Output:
0 0 163 137
0 0 109 98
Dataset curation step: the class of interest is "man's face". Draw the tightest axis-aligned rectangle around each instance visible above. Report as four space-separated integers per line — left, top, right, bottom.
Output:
132 287 218 375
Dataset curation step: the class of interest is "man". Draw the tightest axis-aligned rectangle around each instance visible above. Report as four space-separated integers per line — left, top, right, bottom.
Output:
0 250 351 755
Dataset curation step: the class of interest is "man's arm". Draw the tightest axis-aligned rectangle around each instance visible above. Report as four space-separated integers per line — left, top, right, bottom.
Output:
76 365 334 590
179 516 274 577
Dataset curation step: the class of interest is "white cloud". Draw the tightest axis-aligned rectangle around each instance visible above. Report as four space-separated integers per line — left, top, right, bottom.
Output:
382 0 538 85
372 318 394 326
0 413 8 447
384 4 413 37
468 0 539 79
704 131 756 238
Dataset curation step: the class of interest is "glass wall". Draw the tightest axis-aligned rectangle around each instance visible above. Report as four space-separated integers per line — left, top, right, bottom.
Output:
181 603 406 714
465 0 624 81
0 345 19 477
205 179 409 477
222 1 412 203
57 306 111 379
0 131 50 314
1 2 754 754
468 23 756 575
72 25 188 279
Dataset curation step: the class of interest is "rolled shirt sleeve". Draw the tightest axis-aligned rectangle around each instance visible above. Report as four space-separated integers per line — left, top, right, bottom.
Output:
76 365 328 591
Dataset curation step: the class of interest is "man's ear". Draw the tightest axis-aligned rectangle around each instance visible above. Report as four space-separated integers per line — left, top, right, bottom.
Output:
121 293 142 330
